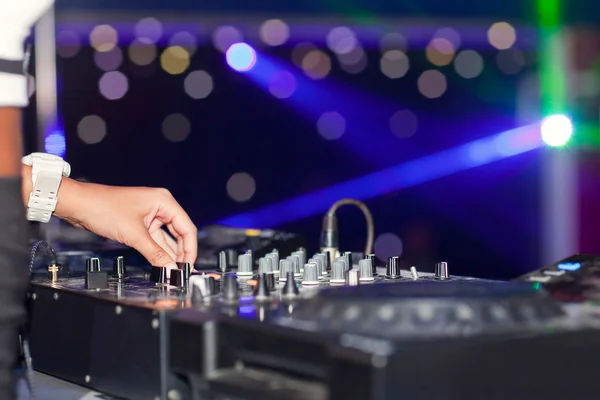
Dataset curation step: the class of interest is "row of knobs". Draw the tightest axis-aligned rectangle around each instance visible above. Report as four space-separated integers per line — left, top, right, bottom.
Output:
385 257 450 280
187 271 301 303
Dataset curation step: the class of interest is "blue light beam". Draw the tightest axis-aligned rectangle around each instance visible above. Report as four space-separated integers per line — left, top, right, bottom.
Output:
217 123 543 228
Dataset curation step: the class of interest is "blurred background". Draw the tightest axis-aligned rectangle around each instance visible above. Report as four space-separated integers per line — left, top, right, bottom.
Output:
24 0 600 280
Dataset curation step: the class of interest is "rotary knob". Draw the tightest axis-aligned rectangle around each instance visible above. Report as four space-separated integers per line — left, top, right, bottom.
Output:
343 252 353 270
386 256 402 279
282 271 299 297
266 252 279 274
218 251 231 273
346 269 360 286
302 262 320 285
258 257 273 275
365 254 377 276
170 269 185 288
435 262 449 280
330 260 347 283
288 255 301 277
149 266 167 284
86 257 101 272
190 275 215 303
222 274 239 302
308 257 324 278
279 259 294 282
316 253 329 276
253 273 271 301
113 256 127 279
358 259 374 282
237 253 253 277
292 250 306 271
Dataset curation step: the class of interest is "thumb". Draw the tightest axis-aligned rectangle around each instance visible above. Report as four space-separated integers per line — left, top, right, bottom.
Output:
133 231 177 269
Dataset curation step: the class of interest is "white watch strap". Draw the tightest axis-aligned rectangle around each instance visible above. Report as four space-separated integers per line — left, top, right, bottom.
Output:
23 153 70 223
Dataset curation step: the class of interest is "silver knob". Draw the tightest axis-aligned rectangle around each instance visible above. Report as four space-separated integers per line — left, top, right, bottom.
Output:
237 253 253 276
292 250 306 271
308 257 324 278
331 260 346 283
410 266 419 280
302 263 319 285
189 275 215 303
266 252 279 274
344 252 353 270
279 259 294 282
346 269 360 286
287 255 301 277
358 259 374 281
258 257 273 275
435 262 449 280
316 253 329 275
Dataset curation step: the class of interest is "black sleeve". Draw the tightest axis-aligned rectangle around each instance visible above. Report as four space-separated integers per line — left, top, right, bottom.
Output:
0 177 29 399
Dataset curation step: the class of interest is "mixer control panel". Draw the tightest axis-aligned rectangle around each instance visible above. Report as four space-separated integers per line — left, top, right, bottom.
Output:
29 246 483 313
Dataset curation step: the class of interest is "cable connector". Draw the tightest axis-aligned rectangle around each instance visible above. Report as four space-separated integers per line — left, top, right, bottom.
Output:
47 263 60 282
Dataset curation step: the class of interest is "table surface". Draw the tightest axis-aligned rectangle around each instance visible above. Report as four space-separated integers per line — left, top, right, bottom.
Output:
16 372 117 400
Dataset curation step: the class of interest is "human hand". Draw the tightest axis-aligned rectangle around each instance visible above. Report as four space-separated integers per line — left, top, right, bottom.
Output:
54 179 198 269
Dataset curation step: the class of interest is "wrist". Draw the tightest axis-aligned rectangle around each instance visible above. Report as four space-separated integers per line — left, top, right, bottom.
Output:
21 164 84 222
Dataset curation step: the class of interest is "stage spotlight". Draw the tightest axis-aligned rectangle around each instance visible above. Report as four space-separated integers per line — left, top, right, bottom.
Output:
540 114 573 147
226 43 257 71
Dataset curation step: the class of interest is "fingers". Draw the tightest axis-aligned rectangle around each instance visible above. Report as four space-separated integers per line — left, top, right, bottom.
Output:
132 230 176 269
150 229 177 261
156 193 198 264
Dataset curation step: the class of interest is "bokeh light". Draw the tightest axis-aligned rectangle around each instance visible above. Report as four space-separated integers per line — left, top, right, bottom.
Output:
184 70 214 99
134 17 163 43
56 31 81 58
454 50 484 78
98 71 128 100
380 50 409 79
434 27 462 49
291 43 316 67
169 31 198 56
77 115 107 144
268 70 297 99
317 112 346 140
89 25 118 52
226 172 256 202
301 50 331 79
337 47 368 74
541 114 573 147
44 132 66 157
128 38 157 66
326 27 358 55
488 22 517 50
213 26 244 53
94 46 123 72
425 38 455 66
160 46 190 75
226 43 257 71
379 32 406 52
389 110 419 138
417 70 447 99
374 233 403 261
496 49 525 75
162 114 191 142
259 19 290 46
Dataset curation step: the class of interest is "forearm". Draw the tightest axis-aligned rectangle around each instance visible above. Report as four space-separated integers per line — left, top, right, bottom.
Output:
21 164 87 226
0 108 23 177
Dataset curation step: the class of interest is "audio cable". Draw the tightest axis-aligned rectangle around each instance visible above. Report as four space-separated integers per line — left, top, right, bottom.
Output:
320 198 375 263
23 239 58 400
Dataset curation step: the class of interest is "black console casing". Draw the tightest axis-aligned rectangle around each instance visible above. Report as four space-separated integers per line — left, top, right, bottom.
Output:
27 283 189 400
170 309 600 400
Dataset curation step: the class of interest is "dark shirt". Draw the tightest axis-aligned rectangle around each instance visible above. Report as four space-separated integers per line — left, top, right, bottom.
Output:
0 177 29 398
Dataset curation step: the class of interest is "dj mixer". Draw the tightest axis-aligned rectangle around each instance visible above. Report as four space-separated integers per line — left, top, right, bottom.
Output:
25 239 600 399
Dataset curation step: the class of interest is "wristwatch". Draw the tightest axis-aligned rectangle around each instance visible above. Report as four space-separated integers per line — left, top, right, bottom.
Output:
0 45 31 107
22 152 71 223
